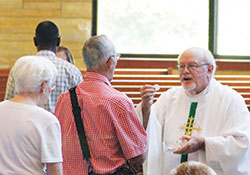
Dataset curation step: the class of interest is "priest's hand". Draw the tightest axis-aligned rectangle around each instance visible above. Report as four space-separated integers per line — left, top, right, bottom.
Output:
173 135 205 154
140 84 156 109
140 84 159 129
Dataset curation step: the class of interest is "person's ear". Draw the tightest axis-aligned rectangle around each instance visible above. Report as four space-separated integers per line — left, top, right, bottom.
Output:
106 57 113 68
40 80 48 94
33 37 38 46
208 64 214 74
57 36 61 47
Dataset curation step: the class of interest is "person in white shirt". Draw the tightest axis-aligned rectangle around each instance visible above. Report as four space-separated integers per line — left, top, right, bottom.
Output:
0 56 63 175
136 47 250 175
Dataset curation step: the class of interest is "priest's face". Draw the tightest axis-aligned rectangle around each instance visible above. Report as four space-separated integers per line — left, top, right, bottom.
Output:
178 49 212 95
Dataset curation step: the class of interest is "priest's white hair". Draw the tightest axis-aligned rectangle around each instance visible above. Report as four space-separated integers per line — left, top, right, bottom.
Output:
177 47 217 75
12 55 57 94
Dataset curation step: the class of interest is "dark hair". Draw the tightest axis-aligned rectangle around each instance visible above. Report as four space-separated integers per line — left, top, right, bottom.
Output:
56 46 74 64
35 21 60 46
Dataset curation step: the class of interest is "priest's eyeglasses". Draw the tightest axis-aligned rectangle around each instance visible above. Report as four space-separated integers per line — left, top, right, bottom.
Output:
176 63 209 71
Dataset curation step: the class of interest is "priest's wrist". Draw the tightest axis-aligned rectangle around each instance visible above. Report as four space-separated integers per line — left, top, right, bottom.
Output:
199 137 205 150
142 101 151 115
142 105 150 129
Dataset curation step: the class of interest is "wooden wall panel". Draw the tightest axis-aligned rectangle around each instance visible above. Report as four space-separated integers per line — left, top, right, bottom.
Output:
0 0 22 9
0 9 60 18
0 0 92 69
23 2 61 10
62 2 92 18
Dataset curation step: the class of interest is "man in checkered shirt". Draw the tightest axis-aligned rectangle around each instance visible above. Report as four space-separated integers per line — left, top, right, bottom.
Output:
5 21 83 113
55 35 147 175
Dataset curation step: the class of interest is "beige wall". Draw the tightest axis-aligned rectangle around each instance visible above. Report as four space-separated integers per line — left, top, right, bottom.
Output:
0 0 92 69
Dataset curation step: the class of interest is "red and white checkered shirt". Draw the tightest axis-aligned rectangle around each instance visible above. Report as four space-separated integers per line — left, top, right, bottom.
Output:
55 72 147 175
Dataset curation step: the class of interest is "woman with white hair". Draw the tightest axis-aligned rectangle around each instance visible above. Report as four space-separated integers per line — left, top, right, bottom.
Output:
0 56 63 174
170 161 217 175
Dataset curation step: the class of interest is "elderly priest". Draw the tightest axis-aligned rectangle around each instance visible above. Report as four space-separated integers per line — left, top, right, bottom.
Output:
136 47 250 175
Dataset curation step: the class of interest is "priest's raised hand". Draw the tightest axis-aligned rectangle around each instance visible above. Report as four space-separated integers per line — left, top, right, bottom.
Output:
140 84 160 129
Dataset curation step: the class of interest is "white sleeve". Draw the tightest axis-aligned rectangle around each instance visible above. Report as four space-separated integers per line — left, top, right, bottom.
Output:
135 90 169 127
41 121 63 163
205 93 250 174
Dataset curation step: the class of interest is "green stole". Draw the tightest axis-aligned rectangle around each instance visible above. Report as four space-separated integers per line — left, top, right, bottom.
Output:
180 102 198 163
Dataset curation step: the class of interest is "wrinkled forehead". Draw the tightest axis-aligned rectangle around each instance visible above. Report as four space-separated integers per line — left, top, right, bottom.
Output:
178 49 205 64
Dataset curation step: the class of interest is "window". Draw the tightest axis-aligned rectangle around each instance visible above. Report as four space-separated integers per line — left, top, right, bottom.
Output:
217 0 250 56
93 0 250 58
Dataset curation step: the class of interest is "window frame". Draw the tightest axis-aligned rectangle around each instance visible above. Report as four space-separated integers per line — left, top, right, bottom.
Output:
92 0 250 60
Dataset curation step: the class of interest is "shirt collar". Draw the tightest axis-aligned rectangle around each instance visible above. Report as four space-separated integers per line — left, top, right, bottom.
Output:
37 50 56 57
84 72 112 87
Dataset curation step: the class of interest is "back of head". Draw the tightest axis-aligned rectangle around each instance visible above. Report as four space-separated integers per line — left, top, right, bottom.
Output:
13 56 58 94
35 20 60 48
56 46 74 64
170 161 217 175
82 35 116 70
177 47 216 75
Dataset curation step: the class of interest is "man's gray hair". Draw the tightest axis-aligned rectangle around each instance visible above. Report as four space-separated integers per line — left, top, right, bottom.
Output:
12 56 57 94
177 47 217 75
82 35 116 69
